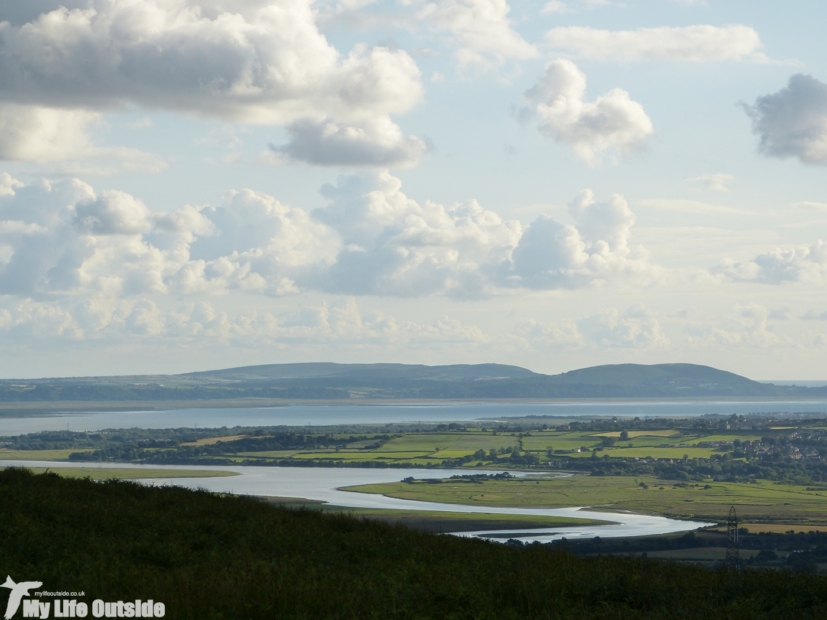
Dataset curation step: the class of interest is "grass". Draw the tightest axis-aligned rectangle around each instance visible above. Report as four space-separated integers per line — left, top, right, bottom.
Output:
380 432 514 453
180 434 249 446
345 474 827 526
0 448 95 460
0 466 239 480
3 467 827 619
591 430 680 438
0 427 780 467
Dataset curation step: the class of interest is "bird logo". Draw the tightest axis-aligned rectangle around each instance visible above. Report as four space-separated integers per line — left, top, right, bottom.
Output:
1 576 43 620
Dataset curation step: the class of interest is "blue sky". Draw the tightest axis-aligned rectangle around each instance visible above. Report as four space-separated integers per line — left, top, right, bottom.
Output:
1 0 827 379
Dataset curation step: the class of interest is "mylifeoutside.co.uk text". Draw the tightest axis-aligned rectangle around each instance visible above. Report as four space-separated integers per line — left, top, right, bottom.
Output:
35 592 84 598
21 598 165 618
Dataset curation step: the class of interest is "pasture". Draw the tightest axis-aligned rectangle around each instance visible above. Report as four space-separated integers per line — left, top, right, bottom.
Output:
345 474 827 527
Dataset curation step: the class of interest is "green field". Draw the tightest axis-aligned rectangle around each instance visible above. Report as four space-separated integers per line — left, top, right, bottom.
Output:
0 466 239 480
8 418 827 534
345 474 827 526
591 447 717 459
0 424 784 467
0 448 95 460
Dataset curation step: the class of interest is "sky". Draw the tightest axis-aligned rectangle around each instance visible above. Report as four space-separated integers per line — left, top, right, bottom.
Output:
1 0 827 380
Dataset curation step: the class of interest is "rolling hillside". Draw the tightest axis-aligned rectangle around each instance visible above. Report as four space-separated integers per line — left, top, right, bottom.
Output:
0 362 823 402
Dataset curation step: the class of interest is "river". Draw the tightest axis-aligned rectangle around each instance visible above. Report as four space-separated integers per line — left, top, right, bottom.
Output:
0 460 713 544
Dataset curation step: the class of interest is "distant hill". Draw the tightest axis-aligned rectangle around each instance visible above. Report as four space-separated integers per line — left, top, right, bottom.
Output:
183 362 537 382
0 362 824 402
545 364 779 396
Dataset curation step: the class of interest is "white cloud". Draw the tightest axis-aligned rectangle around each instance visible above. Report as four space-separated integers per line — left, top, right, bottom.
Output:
0 104 164 172
0 171 658 301
0 1 425 168
0 295 489 350
0 1 422 124
545 25 764 61
520 304 668 349
714 240 827 284
744 74 827 165
415 0 538 67
504 189 658 289
271 116 428 166
685 173 734 192
685 303 789 348
74 192 153 236
579 304 668 348
0 173 23 197
524 59 653 164
311 170 523 295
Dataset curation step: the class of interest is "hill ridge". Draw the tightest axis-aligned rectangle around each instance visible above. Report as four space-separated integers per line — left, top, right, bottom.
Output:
0 362 823 402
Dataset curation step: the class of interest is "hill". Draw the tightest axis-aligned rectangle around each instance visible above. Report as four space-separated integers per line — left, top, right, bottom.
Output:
0 362 823 403
1 467 826 619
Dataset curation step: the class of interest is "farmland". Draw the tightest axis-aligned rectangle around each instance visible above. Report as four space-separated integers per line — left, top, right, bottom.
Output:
345 474 827 528
16 466 239 480
14 414 827 479
8 414 827 532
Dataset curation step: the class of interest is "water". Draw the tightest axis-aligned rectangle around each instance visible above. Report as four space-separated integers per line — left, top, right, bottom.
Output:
2 399 827 436
0 460 712 543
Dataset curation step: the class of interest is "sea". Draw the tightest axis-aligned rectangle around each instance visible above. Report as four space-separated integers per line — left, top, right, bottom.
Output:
2 399 827 436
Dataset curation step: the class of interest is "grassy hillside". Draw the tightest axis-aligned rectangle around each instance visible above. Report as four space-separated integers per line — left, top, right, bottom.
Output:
1 362 823 402
2 468 827 619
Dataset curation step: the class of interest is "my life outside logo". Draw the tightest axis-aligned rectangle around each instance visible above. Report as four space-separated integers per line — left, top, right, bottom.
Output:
2 576 165 619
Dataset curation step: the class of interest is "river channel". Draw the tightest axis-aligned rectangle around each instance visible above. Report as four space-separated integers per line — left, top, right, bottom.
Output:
1 460 713 544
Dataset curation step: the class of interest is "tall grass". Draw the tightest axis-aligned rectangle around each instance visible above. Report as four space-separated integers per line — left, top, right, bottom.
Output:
1 468 825 619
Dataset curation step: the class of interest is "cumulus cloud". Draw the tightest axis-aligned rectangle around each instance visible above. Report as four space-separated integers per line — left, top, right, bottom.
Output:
545 25 764 61
504 189 657 288
0 171 657 300
0 173 23 197
0 1 422 123
311 170 522 295
0 295 489 350
579 304 668 348
271 116 428 166
0 1 425 167
744 74 827 165
0 104 164 173
713 241 827 284
520 304 668 349
523 59 653 164
415 0 538 67
685 303 788 348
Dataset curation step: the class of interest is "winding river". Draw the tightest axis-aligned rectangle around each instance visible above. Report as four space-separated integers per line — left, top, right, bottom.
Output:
1 460 713 543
